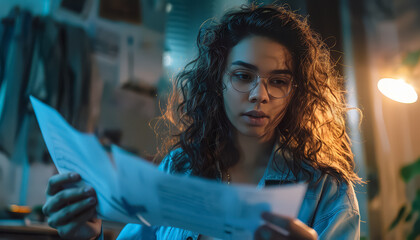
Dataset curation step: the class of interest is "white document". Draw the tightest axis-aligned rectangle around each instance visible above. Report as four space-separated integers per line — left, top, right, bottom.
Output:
30 96 136 223
30 96 308 240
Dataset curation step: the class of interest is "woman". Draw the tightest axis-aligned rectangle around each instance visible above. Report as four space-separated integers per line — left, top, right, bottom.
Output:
42 4 362 240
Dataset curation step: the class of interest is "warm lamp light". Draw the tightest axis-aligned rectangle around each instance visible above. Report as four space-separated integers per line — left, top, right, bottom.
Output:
377 78 418 103
377 50 420 103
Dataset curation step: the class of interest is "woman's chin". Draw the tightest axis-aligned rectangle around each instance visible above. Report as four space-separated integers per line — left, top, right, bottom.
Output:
238 128 273 141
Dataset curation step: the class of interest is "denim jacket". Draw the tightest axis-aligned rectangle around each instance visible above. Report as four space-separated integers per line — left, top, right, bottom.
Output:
115 149 360 240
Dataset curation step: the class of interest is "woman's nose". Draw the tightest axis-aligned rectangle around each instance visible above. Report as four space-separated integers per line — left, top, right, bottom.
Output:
248 78 269 103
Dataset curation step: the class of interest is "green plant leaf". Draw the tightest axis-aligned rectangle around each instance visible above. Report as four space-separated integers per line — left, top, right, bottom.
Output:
405 209 414 222
401 158 420 183
407 216 420 240
412 190 420 212
389 205 407 230
402 50 420 67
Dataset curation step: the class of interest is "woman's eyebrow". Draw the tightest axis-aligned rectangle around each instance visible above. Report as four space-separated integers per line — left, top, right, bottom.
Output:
231 61 258 71
271 69 293 75
231 61 292 75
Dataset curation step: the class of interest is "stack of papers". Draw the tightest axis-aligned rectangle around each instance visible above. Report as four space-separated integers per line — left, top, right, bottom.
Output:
30 96 307 240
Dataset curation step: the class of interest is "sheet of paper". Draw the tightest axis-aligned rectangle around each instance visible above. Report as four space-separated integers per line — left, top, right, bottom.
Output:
112 145 307 239
31 96 308 240
30 96 136 223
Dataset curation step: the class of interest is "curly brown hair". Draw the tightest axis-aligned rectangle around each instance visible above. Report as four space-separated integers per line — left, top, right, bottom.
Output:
155 4 362 187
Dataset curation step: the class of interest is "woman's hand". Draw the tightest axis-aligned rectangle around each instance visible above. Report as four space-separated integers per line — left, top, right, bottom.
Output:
42 172 102 240
254 212 318 240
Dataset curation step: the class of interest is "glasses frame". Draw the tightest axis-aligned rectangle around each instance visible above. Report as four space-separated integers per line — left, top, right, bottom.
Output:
226 70 297 99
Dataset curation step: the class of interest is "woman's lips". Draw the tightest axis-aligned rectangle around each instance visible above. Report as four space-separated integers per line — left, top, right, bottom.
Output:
242 115 268 126
243 110 268 118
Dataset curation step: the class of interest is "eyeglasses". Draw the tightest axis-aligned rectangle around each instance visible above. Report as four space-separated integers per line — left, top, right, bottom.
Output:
226 69 296 98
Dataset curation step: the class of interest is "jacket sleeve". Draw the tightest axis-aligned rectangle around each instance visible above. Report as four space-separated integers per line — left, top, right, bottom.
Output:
314 207 360 240
117 224 158 240
309 175 361 240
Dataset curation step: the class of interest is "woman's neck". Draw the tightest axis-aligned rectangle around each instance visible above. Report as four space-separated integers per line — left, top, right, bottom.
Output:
234 131 275 170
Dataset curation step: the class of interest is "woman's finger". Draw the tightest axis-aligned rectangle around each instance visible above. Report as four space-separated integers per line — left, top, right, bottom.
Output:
261 212 318 240
262 212 291 231
288 219 318 240
254 225 288 240
71 206 97 224
47 196 96 228
43 186 95 216
46 173 81 196
62 207 97 232
57 208 100 239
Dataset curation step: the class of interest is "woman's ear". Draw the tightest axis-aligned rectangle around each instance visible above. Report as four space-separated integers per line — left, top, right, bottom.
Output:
221 78 228 91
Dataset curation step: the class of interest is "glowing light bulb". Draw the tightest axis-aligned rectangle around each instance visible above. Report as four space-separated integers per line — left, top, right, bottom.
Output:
163 52 172 67
377 78 418 103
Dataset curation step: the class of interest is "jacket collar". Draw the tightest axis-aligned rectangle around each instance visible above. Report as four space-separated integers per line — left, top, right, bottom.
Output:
258 143 318 188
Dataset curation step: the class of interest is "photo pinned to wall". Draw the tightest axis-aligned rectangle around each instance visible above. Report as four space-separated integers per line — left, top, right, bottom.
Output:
58 0 94 19
93 25 121 59
99 0 142 25
92 24 122 86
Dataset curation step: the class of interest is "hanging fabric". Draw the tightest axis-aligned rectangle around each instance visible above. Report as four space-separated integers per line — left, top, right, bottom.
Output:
0 8 93 162
0 8 37 157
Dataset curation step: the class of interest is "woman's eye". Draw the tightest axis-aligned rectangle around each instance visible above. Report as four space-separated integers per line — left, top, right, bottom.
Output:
237 74 250 79
233 72 253 81
270 77 289 85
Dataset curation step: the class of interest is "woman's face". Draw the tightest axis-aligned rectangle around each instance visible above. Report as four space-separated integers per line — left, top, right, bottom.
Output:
223 35 294 141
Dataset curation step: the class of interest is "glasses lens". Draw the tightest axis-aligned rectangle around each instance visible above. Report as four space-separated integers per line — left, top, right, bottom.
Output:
267 74 293 98
229 70 293 98
229 70 257 93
